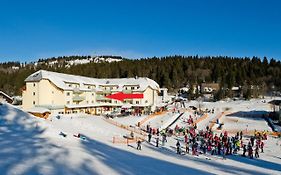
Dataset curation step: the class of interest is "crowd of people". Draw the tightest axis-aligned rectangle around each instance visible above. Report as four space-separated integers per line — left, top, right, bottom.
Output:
142 114 267 160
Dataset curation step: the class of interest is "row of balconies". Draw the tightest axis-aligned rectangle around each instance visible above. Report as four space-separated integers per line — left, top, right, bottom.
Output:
71 94 142 104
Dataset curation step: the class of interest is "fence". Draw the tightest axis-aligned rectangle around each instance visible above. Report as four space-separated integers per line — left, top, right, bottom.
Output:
104 118 147 136
209 112 228 129
139 111 167 126
112 136 145 144
194 113 208 124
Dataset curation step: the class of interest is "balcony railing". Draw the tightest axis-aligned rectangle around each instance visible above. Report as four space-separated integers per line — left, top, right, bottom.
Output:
72 95 85 102
122 89 132 94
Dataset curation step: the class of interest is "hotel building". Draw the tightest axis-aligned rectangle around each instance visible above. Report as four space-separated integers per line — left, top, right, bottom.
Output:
22 70 160 116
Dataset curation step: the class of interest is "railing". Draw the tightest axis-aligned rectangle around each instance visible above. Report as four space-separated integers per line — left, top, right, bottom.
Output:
112 136 145 144
122 89 132 94
209 112 225 129
72 95 85 102
104 118 147 136
139 111 166 126
194 113 208 124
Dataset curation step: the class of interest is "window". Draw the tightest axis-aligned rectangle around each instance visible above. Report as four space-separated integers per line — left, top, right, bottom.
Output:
67 101 70 104
91 100 94 103
88 86 90 89
33 83 36 87
52 91 54 94
67 92 70 96
132 87 135 90
68 84 72 87
86 101 89 104
145 100 148 103
136 101 139 104
33 92 35 96
33 101 35 105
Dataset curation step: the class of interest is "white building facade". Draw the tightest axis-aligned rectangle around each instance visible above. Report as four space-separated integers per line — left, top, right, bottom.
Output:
22 70 160 115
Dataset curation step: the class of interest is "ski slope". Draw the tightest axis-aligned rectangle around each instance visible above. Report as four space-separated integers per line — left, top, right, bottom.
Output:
0 98 281 175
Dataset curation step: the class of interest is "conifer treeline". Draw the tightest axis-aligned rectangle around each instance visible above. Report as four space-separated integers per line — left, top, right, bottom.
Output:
0 55 280 96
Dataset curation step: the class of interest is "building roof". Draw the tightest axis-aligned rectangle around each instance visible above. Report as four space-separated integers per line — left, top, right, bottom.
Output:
268 100 281 106
0 91 13 103
25 70 159 92
27 107 51 114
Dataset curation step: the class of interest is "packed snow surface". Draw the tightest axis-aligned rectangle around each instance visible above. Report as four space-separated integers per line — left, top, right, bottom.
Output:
0 97 281 175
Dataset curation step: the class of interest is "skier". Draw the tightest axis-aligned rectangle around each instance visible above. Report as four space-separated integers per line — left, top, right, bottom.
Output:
137 140 142 150
185 141 189 154
254 145 259 158
250 136 255 147
260 141 264 153
248 144 253 159
176 140 181 154
202 142 207 154
148 133 152 142
162 134 166 146
155 135 159 147
242 145 247 157
211 144 215 155
130 131 134 139
222 146 227 160
194 123 197 130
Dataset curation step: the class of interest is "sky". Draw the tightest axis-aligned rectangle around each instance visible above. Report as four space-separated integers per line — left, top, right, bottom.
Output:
0 0 281 62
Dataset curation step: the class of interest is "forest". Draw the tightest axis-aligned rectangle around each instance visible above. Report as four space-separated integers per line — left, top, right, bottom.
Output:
0 55 280 100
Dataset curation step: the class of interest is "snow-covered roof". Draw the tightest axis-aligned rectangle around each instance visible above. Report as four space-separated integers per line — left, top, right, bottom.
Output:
27 107 51 114
25 70 159 92
0 91 13 103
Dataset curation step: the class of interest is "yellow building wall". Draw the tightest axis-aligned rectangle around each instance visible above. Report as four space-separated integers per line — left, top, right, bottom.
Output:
22 82 39 110
142 87 154 105
38 79 64 106
22 79 64 110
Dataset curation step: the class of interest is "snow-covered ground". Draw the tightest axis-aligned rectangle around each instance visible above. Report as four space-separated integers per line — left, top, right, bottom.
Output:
1 97 281 175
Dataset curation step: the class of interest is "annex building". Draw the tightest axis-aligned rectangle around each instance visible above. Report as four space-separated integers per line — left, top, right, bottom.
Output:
22 70 160 116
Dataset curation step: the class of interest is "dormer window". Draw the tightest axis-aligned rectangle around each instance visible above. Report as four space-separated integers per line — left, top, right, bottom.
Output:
33 73 39 78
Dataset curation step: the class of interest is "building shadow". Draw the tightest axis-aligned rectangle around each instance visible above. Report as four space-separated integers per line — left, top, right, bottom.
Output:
226 110 269 121
81 137 211 175
143 142 281 175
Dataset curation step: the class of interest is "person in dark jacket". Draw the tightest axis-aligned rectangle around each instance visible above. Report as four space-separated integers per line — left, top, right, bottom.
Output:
176 140 181 154
137 140 142 150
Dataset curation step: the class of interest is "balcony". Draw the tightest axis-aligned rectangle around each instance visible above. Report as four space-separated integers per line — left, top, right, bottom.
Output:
73 87 82 94
122 89 132 94
96 95 108 101
103 89 112 94
72 95 85 102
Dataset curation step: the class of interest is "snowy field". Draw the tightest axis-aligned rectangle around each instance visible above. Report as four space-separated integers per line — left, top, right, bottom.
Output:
0 97 281 175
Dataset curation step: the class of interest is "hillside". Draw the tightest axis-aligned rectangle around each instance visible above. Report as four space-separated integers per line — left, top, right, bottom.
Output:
0 56 280 98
